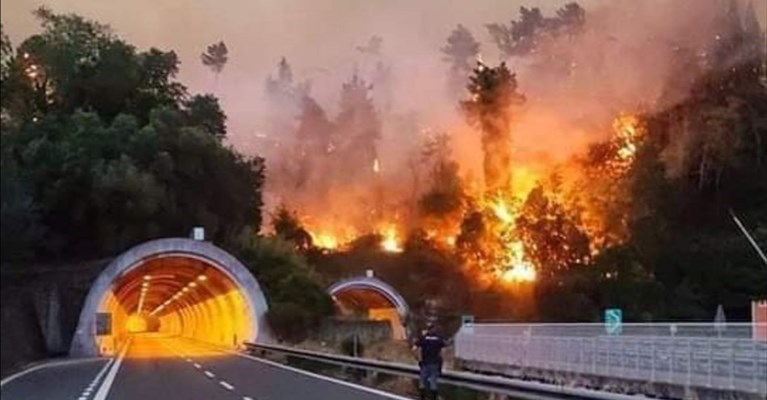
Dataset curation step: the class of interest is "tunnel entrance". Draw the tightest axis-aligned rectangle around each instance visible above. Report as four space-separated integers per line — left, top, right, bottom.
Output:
70 238 271 357
328 276 409 340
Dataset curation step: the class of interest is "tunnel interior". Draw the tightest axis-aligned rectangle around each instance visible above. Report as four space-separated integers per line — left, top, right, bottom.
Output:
97 255 253 356
332 287 406 340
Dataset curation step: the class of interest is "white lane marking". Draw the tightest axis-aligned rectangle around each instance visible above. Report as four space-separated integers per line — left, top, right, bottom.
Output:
175 337 410 400
234 350 411 400
92 338 131 400
219 381 235 390
186 358 192 363
193 363 202 369
243 397 254 400
204 370 215 378
75 357 114 400
0 358 104 387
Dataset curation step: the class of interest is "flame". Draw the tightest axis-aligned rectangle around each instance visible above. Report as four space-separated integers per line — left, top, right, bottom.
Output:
380 226 403 253
500 241 537 283
311 232 339 250
491 199 514 224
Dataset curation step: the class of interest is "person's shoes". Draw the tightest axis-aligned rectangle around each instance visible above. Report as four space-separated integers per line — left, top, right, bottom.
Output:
418 388 427 400
429 390 439 400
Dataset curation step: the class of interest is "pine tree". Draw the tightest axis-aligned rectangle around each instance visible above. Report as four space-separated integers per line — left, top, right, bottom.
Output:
442 24 480 100
461 61 525 194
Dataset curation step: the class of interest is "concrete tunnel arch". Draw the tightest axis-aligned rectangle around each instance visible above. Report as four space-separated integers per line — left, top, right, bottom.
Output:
327 276 410 340
70 238 271 357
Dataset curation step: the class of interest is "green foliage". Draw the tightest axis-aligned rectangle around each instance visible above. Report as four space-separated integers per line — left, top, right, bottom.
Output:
0 9 264 261
271 206 312 250
228 233 334 342
184 94 227 138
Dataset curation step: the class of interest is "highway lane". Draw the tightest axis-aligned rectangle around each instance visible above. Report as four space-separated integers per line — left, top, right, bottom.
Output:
0 358 111 400
0 333 410 400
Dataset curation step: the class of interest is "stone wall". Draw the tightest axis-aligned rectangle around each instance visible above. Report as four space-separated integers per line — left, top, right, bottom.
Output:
316 317 392 344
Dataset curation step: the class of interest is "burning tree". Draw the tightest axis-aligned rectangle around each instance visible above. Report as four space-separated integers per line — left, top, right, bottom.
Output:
461 61 525 195
334 74 381 183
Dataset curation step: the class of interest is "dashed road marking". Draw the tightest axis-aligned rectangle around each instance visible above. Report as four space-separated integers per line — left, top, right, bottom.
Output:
193 363 202 369
204 370 216 379
75 357 114 400
219 381 234 390
243 396 255 400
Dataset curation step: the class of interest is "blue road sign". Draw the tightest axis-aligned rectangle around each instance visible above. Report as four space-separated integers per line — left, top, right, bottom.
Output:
605 308 622 335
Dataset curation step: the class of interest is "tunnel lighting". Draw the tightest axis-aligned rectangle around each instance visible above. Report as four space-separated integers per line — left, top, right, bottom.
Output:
143 275 152 280
197 275 207 281
182 287 190 293
189 282 197 288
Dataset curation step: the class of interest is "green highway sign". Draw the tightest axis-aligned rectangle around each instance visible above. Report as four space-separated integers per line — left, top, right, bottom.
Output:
605 308 622 335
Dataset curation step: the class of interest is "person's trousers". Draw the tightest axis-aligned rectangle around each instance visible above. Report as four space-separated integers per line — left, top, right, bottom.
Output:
418 362 440 391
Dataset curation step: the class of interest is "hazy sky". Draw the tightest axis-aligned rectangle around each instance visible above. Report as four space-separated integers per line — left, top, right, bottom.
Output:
2 0 765 145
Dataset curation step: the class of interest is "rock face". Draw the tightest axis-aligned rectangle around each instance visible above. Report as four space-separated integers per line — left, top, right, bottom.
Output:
0 260 109 378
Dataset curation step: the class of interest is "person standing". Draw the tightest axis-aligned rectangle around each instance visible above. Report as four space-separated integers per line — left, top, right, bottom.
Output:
412 322 446 400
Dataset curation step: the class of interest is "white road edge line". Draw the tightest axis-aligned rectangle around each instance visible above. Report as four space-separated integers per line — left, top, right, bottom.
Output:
0 358 105 387
234 353 411 400
219 381 235 390
92 338 132 400
184 339 409 400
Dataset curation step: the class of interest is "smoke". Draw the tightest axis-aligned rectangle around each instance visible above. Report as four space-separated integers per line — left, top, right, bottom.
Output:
2 0 763 235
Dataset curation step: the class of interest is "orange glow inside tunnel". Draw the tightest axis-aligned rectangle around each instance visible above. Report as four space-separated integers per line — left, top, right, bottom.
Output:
332 289 406 340
96 256 253 358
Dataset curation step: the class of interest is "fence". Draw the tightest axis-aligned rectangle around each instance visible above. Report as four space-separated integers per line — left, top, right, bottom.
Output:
455 323 767 396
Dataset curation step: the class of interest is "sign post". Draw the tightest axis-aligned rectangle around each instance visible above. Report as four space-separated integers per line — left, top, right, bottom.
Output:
604 309 623 335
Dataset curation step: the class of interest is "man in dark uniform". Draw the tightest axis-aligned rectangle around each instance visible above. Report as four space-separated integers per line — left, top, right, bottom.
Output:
412 322 446 400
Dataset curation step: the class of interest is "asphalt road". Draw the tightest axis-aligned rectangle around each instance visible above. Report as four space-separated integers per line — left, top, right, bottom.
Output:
1 333 410 400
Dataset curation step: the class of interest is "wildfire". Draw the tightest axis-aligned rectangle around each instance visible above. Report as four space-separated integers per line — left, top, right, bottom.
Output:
311 232 339 250
500 242 537 282
491 198 514 224
380 226 403 253
610 114 643 174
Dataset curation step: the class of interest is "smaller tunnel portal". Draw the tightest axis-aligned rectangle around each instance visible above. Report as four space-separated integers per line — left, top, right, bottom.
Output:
328 277 409 340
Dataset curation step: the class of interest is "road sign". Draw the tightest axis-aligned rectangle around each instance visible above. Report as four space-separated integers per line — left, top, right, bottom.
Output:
461 315 475 333
96 313 111 336
604 308 622 335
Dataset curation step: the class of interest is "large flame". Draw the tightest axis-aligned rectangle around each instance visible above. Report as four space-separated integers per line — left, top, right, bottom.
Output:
380 226 403 253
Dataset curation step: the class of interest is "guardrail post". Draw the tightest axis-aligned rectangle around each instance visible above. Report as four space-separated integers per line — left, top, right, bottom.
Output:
686 338 692 387
752 339 757 393
651 339 656 383
592 338 597 375
669 338 674 384
707 338 712 387
729 340 735 390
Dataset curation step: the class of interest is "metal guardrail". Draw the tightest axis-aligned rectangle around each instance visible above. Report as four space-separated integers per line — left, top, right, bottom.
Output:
455 323 767 396
243 342 641 400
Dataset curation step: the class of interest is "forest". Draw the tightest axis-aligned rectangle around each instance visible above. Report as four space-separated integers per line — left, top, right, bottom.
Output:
1 2 765 340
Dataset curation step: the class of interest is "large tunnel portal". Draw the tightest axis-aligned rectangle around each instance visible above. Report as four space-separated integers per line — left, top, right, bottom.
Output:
70 238 270 357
